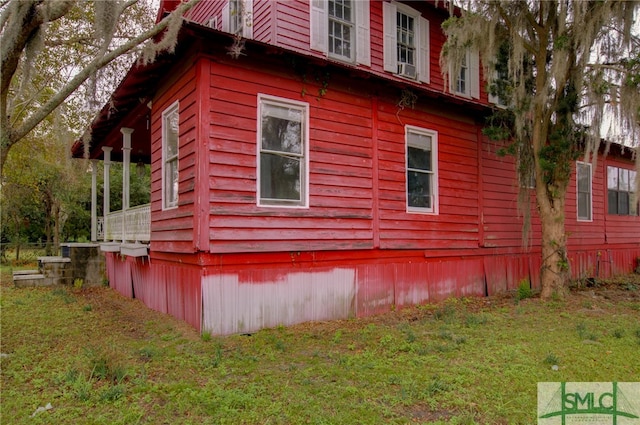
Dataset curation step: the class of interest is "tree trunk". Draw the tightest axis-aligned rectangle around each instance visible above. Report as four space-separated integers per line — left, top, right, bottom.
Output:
538 197 570 299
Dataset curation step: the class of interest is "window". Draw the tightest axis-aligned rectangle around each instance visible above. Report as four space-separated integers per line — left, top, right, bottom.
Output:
310 0 370 66
257 95 309 207
222 0 253 39
406 126 438 214
383 2 429 83
450 49 480 98
328 0 354 61
577 162 592 221
608 166 638 216
396 10 416 78
456 53 468 94
162 102 179 210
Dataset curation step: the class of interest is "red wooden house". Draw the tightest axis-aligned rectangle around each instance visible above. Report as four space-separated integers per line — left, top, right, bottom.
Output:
73 0 640 335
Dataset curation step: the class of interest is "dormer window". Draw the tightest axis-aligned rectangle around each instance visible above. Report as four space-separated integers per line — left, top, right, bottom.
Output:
383 2 429 83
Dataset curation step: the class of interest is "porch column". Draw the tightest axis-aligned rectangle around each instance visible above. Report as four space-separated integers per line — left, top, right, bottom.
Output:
121 128 134 243
91 160 98 242
102 147 112 242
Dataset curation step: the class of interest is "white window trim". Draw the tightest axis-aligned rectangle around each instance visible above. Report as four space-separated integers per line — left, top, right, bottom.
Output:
607 165 639 216
256 94 310 209
449 49 480 99
576 161 593 222
222 0 253 39
382 1 429 83
162 101 179 211
405 125 438 215
310 0 370 66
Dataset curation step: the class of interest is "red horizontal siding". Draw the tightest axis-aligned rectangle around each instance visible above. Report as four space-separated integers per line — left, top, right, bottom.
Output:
146 21 640 261
150 64 200 254
266 0 488 104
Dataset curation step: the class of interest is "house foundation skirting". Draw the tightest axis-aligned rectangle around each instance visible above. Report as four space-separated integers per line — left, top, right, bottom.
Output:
102 246 640 335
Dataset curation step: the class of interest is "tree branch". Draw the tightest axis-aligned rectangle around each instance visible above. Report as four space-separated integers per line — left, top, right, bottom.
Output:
8 0 199 146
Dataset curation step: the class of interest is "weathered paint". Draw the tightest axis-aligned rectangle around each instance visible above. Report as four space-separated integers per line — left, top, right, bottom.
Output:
86 6 639 337
130 257 151 302
202 268 356 335
355 263 395 317
106 253 133 299
103 245 640 336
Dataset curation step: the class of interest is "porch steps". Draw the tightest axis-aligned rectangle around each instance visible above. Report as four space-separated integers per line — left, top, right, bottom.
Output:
12 257 72 287
13 273 48 287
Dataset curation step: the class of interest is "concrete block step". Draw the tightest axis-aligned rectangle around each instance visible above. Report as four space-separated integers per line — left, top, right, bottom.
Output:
13 274 52 288
12 269 40 276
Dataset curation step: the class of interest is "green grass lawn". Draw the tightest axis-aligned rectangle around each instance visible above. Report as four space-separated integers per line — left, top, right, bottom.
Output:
1 267 639 424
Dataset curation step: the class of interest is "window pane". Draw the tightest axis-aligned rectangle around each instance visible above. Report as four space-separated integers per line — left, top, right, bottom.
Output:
165 159 178 206
340 26 351 57
577 164 590 192
607 166 618 190
619 168 629 191
619 192 629 215
408 132 431 149
407 171 431 208
608 190 618 214
630 171 638 191
457 68 466 93
260 153 301 201
343 0 351 21
408 146 431 171
578 193 590 220
261 106 302 154
165 112 178 157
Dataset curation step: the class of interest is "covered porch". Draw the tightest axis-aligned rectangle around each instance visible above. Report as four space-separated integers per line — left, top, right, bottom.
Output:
86 126 151 257
72 60 162 256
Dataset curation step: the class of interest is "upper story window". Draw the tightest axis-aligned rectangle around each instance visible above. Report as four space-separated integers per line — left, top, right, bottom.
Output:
222 0 253 39
383 2 429 83
396 10 416 77
162 101 179 210
456 53 468 93
450 49 480 99
607 166 638 216
310 0 370 66
328 0 354 61
577 162 592 221
257 95 309 208
406 126 438 214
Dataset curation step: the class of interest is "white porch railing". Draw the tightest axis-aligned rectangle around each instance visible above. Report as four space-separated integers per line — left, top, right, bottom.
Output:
100 203 150 242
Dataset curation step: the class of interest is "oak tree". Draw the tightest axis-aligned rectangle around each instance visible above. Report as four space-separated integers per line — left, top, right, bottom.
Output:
441 0 640 298
0 0 199 174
